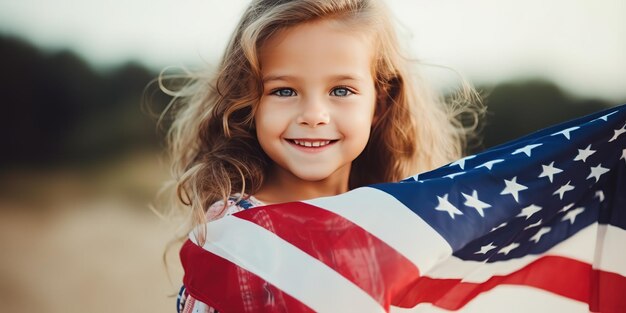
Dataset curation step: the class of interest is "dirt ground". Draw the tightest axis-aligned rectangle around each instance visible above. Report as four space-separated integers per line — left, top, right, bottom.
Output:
0 153 186 313
0 203 184 313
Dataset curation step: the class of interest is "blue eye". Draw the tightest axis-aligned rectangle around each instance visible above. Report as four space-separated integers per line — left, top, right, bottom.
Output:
271 88 297 97
331 87 353 97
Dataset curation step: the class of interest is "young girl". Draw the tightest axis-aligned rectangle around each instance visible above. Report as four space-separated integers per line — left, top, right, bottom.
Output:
167 0 479 311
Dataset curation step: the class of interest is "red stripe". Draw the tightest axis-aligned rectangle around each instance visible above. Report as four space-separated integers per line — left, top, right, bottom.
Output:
401 255 626 312
180 240 315 313
590 268 626 313
234 202 421 310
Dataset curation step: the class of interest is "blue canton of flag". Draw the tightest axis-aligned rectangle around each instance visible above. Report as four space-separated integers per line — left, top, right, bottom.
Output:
384 106 624 258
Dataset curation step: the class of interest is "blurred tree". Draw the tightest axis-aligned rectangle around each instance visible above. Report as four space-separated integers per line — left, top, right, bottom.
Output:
477 79 610 151
0 35 170 170
1 37 90 167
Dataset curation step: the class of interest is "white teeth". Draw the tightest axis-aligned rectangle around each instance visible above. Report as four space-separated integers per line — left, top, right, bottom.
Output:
292 140 332 147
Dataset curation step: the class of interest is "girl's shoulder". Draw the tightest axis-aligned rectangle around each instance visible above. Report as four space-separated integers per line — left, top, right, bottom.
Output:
205 193 264 220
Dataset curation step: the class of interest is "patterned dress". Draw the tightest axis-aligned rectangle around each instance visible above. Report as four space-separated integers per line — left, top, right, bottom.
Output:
177 194 264 313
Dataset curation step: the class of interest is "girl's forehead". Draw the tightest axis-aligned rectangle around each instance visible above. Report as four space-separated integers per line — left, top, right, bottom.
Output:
258 19 375 81
261 18 374 53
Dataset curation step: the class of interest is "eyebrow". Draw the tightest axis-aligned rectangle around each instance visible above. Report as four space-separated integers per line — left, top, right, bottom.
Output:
262 74 365 83
262 75 293 83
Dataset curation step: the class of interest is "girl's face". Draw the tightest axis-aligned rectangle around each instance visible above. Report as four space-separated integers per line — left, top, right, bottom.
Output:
255 19 377 185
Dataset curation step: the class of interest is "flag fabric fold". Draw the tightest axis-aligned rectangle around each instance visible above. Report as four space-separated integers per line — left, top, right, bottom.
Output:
181 104 626 313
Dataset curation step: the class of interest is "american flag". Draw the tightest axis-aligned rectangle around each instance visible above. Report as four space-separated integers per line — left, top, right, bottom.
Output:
180 104 626 312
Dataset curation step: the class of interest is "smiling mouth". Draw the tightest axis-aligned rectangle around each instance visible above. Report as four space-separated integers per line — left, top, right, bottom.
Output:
287 139 338 148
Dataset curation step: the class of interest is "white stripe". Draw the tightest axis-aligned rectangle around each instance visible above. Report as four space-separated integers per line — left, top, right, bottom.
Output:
305 187 453 273
423 223 626 282
191 300 207 313
593 224 626 276
390 285 588 313
191 215 385 313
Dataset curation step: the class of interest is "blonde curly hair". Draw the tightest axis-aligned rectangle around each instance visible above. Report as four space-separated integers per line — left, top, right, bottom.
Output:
161 0 482 231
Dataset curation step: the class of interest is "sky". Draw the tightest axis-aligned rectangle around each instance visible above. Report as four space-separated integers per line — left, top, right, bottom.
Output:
1 0 625 101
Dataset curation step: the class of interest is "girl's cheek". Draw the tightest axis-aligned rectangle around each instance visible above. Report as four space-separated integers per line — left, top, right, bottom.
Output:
339 98 376 119
256 101 292 136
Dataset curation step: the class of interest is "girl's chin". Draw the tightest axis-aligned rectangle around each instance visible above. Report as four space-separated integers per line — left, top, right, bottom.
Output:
291 172 335 182
271 161 352 185
285 166 341 182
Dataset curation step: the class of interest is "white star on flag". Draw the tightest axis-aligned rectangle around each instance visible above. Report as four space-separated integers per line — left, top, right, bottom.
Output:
445 172 465 179
562 207 585 224
490 222 507 232
435 194 463 219
500 176 527 202
592 110 617 122
498 242 520 255
517 204 542 220
462 190 491 217
551 126 580 140
539 161 562 182
559 203 575 213
530 227 551 243
587 164 610 183
608 123 626 142
524 219 543 230
449 155 475 170
595 190 605 202
408 173 420 181
474 242 497 254
553 181 575 200
574 144 596 162
512 143 543 157
620 148 626 165
477 159 504 170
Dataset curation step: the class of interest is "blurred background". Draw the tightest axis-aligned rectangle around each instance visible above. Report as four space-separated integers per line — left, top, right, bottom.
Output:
0 0 624 312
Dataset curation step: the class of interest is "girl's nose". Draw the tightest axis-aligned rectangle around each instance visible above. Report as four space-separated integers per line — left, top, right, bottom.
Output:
296 99 330 127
